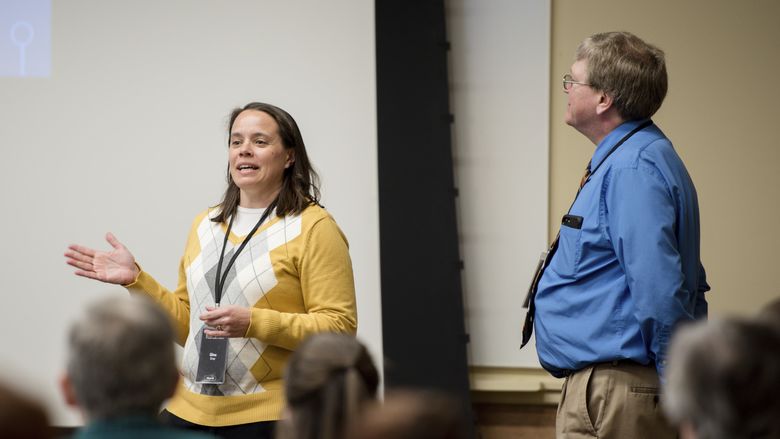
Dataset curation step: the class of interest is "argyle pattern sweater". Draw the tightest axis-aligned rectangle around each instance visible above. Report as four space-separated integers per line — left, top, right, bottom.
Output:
126 204 357 426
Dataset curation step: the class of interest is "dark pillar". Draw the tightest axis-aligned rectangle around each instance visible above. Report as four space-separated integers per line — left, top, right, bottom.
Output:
375 0 473 434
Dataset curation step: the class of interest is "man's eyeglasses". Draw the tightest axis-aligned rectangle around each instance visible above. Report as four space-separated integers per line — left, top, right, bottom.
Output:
563 74 590 91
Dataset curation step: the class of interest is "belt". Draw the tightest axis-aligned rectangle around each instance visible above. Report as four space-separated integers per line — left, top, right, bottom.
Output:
560 359 645 377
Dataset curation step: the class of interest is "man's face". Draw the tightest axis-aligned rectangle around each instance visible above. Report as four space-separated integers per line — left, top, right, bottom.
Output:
564 59 601 132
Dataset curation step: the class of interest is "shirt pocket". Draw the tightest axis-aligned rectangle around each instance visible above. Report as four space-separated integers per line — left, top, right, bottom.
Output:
554 222 583 278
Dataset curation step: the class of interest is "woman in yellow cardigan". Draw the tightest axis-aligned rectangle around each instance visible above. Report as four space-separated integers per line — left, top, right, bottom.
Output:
65 102 357 439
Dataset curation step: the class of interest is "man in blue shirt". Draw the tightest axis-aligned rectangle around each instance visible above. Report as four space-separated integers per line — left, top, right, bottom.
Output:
532 31 709 438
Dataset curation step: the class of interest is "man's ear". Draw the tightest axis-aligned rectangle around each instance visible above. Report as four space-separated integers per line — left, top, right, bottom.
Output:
59 373 78 408
596 91 614 115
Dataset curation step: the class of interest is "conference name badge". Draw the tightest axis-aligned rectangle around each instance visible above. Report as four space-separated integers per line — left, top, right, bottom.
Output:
195 326 228 384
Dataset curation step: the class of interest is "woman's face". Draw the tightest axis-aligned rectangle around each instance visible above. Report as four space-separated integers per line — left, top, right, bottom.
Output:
228 110 294 206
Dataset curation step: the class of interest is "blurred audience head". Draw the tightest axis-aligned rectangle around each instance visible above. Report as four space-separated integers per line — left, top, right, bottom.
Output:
663 317 780 439
60 296 178 421
279 332 379 439
347 389 467 439
0 381 51 439
756 297 780 333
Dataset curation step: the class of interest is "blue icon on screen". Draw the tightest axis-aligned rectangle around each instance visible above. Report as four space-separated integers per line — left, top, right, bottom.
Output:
1 0 51 77
10 21 34 76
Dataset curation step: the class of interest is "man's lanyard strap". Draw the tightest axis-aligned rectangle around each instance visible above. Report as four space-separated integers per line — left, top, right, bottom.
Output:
584 120 653 187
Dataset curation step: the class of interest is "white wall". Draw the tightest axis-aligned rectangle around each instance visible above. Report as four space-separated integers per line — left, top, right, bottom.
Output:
0 0 381 425
447 0 550 368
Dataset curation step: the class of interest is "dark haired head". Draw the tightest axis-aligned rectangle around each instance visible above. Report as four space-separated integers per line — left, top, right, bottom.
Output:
347 390 468 439
212 102 320 223
280 333 379 439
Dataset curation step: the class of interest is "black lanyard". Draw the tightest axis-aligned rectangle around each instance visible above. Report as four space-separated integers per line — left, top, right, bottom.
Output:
570 119 653 209
214 199 278 306
586 120 652 185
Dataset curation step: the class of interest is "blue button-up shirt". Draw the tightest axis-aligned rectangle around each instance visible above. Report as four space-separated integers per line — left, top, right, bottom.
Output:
534 119 709 378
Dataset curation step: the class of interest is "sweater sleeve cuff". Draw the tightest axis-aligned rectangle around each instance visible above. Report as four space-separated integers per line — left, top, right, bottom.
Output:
124 266 162 300
122 262 144 288
246 308 282 343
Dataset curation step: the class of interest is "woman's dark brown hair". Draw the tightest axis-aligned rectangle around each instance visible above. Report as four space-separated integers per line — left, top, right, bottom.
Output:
279 333 379 439
212 102 320 223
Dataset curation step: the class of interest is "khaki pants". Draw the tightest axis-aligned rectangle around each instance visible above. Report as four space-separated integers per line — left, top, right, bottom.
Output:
555 361 677 439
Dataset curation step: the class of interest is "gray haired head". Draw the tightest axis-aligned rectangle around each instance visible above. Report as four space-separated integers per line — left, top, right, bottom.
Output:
663 318 780 439
576 31 667 121
66 296 178 420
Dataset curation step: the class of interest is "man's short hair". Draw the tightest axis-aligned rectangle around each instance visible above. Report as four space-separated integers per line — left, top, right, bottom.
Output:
66 296 178 420
576 31 667 121
663 318 780 439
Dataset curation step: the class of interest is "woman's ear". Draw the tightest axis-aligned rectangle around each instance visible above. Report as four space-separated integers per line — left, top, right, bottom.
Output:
285 151 296 169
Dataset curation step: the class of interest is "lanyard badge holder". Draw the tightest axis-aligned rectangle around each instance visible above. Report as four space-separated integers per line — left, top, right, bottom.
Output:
195 201 277 385
195 320 229 384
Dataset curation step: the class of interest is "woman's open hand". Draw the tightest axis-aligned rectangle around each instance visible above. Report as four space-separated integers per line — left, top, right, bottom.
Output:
65 232 139 285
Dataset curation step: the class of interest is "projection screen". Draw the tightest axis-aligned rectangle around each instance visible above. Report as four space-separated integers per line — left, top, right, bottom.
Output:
0 0 381 426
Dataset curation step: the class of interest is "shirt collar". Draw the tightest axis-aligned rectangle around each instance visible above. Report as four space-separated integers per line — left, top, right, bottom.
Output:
590 119 649 171
78 415 160 434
